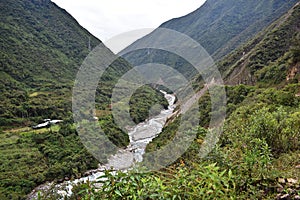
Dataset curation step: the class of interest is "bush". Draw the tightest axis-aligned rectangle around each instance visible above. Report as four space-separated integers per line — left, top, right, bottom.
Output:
69 163 236 200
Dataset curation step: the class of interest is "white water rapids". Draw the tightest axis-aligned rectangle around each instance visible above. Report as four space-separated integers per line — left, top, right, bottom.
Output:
28 91 176 199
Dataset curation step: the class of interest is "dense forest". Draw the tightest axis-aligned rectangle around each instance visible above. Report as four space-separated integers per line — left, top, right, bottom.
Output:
47 2 300 200
0 0 299 199
0 0 170 199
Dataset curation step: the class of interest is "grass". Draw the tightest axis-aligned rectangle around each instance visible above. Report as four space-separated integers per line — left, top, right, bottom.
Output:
0 123 99 199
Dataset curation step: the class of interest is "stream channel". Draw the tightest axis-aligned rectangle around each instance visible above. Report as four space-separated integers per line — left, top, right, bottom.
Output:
28 91 176 199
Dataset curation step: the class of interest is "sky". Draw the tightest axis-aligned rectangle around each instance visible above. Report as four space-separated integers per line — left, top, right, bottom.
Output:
51 0 206 43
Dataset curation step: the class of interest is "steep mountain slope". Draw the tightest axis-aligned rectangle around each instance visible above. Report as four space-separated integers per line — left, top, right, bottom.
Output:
146 1 300 157
123 0 299 91
9 1 299 199
0 0 171 199
160 0 299 59
0 0 167 128
138 3 300 199
0 0 101 126
54 1 300 199
0 0 102 86
0 1 125 198
220 2 300 86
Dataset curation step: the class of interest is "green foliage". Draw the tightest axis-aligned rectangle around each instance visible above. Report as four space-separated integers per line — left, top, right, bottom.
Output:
147 84 254 154
68 163 235 200
0 0 102 126
160 0 298 59
95 58 132 109
290 32 300 64
0 1 175 199
0 124 99 199
144 82 300 199
98 114 129 148
129 85 169 124
225 105 300 155
1 1 300 200
0 4 169 198
146 117 180 153
220 2 300 85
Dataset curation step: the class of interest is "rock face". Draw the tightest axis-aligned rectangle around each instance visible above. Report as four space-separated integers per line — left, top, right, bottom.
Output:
276 178 300 200
220 2 300 86
287 64 300 81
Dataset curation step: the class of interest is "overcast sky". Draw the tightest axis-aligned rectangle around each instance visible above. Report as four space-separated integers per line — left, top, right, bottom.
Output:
51 0 206 42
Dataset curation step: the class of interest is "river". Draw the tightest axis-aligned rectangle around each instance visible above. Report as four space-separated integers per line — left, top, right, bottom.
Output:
28 91 176 199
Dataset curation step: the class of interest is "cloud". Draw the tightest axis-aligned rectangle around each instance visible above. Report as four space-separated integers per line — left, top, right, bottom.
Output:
51 0 206 41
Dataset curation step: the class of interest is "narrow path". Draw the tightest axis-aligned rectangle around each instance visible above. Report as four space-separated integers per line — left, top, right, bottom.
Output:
179 85 208 115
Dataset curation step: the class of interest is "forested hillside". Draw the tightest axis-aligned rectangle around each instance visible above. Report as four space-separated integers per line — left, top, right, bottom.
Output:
0 0 169 199
160 0 299 59
1 0 299 199
0 0 100 127
65 2 300 200
123 0 299 90
220 2 300 86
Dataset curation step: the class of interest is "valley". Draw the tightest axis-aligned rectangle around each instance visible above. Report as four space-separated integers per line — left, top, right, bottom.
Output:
0 0 300 199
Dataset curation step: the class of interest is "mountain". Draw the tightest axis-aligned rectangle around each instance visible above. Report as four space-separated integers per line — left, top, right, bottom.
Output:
220 2 300 86
0 0 167 128
0 0 169 198
141 3 300 199
34 1 299 199
0 0 100 83
160 0 299 59
0 0 101 127
1 0 299 199
122 0 299 91
0 0 117 198
147 1 300 149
